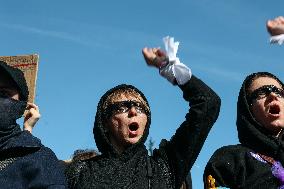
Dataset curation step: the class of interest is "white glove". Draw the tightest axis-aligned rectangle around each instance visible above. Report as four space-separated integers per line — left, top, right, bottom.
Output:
159 36 192 85
270 34 284 45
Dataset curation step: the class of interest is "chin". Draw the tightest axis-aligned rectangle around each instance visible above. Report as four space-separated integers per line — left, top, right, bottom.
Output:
265 121 284 134
127 138 140 144
270 119 284 128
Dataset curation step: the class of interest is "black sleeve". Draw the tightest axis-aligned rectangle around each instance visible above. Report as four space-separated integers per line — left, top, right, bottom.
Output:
203 146 246 189
154 75 221 189
65 159 86 189
26 147 68 189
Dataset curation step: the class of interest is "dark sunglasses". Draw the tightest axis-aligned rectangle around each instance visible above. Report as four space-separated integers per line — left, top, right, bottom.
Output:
104 100 149 118
248 85 284 105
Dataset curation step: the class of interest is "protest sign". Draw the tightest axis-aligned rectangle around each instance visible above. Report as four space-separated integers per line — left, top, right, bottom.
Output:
0 54 39 103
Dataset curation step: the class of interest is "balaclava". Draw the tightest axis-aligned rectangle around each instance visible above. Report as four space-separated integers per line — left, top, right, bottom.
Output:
93 84 151 155
237 72 284 164
0 61 28 147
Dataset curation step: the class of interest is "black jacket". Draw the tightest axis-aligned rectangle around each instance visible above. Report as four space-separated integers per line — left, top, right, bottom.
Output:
66 75 220 189
204 72 284 189
0 128 67 189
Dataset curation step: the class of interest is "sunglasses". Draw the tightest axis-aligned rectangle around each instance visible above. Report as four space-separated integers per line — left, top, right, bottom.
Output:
104 100 149 118
248 85 284 105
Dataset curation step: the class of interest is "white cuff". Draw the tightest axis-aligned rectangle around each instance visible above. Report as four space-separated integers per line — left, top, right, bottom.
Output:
270 34 284 45
159 36 192 85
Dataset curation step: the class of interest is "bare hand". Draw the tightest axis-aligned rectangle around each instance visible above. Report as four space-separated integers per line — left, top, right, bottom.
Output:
267 16 284 36
142 47 167 68
23 103 41 133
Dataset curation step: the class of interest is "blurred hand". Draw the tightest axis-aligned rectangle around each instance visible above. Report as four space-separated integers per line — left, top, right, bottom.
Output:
142 47 167 69
23 103 41 133
267 16 284 36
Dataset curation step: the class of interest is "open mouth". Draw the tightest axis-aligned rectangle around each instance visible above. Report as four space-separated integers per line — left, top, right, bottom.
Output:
129 122 139 132
268 104 280 115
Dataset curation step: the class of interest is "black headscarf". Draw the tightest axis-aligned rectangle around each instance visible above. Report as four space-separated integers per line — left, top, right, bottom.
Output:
237 72 284 164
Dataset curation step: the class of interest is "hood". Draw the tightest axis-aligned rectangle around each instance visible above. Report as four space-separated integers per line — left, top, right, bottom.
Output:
0 61 29 102
93 84 151 155
237 72 284 162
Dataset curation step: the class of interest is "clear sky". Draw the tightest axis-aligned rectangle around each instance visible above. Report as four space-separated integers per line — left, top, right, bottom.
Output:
1 1 284 188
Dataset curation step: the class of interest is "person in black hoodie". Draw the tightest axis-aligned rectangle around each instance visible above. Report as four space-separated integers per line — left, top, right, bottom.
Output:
66 37 221 189
204 72 284 189
0 61 67 188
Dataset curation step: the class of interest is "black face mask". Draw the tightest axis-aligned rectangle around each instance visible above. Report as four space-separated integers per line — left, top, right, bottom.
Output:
0 97 26 130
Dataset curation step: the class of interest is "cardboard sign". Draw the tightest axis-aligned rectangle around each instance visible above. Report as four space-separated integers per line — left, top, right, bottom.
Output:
0 54 39 103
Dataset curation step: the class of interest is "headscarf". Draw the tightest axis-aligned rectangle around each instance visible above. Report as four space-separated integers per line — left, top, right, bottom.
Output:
237 72 284 164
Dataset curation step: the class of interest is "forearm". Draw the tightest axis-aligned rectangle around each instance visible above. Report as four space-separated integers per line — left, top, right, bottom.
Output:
174 75 220 166
162 75 220 188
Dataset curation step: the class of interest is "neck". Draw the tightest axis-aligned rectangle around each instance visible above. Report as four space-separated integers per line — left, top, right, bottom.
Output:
113 144 125 154
108 137 126 155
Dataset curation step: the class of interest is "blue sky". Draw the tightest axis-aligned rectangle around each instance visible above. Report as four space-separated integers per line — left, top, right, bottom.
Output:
2 1 284 188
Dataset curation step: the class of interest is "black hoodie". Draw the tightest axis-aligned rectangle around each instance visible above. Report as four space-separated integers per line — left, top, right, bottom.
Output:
0 61 67 188
204 72 284 189
66 75 220 189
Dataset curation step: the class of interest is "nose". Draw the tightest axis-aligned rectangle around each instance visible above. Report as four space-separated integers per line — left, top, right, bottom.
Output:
128 106 137 117
268 92 279 99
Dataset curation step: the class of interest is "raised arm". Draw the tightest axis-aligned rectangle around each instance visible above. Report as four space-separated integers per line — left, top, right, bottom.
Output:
165 74 220 188
143 37 221 188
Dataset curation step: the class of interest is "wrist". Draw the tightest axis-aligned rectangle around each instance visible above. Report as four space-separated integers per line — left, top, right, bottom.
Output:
23 125 32 133
153 56 169 69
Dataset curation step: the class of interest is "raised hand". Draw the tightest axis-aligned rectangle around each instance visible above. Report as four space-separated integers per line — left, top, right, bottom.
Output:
23 103 41 133
142 47 168 69
267 16 284 36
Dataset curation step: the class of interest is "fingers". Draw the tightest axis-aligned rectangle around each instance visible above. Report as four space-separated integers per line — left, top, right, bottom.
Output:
156 49 166 57
275 16 284 24
268 16 284 24
267 20 275 28
26 103 40 118
266 20 275 35
29 108 41 119
267 17 279 29
142 47 156 67
142 47 167 68
278 16 284 23
267 16 284 36
142 47 157 59
26 103 39 111
23 103 41 133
